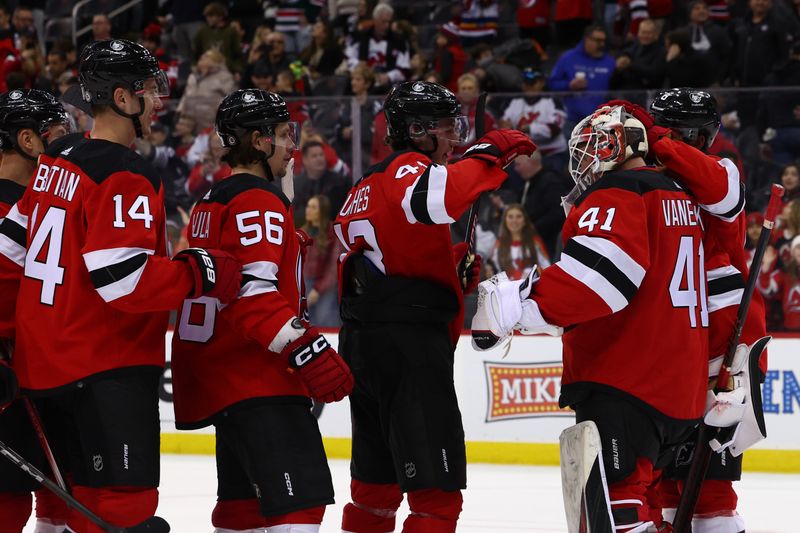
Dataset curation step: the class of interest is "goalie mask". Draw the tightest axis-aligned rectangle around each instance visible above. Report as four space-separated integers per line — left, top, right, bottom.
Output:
564 106 648 209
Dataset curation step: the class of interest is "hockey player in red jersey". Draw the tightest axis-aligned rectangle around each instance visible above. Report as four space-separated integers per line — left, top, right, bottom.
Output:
171 89 353 532
0 40 241 532
0 89 70 533
335 81 536 533
473 105 710 532
639 88 766 533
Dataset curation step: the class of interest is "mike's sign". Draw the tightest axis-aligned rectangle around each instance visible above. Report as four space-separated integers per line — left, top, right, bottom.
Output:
484 361 572 422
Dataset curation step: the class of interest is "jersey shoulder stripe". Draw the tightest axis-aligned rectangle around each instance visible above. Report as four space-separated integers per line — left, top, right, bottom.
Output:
575 169 680 208
202 173 289 208
45 133 162 193
562 237 640 304
0 179 25 209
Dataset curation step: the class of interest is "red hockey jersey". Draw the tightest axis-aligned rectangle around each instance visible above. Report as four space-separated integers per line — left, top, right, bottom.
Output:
653 137 767 369
334 150 509 342
0 133 194 393
532 169 708 421
171 173 308 429
0 179 25 339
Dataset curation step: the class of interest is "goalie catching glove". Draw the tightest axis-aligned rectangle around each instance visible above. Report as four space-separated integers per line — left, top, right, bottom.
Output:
471 269 562 351
283 325 354 403
462 129 537 169
174 247 243 305
703 336 770 456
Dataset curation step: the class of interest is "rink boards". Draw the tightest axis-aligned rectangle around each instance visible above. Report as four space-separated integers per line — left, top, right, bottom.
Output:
159 332 800 473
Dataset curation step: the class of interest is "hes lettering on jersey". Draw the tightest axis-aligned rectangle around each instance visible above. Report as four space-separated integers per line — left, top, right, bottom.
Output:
32 161 81 202
339 185 371 217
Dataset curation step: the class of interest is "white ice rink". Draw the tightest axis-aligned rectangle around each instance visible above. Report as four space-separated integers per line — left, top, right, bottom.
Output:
24 454 800 532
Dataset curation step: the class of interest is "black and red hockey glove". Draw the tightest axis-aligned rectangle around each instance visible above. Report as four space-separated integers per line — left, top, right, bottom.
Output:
174 248 243 305
453 242 481 295
463 129 537 169
284 327 354 403
295 229 314 262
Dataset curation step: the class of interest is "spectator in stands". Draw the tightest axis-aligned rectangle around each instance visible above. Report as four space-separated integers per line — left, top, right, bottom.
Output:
267 0 317 54
458 0 499 48
299 20 346 79
433 22 467 93
548 25 615 127
517 0 552 48
301 194 344 327
186 131 231 200
247 25 272 66
610 18 666 92
774 198 800 268
163 0 206 77
193 2 245 75
168 115 197 161
758 41 800 165
454 73 496 156
554 0 592 47
510 151 571 258
336 64 381 175
247 60 274 90
490 204 550 281
256 31 294 78
664 27 717 88
345 3 411 92
500 68 568 170
35 47 70 95
177 48 236 131
758 235 800 331
134 123 192 219
781 162 800 207
12 5 36 51
294 140 350 226
91 14 112 42
408 52 429 82
471 43 524 92
682 0 732 83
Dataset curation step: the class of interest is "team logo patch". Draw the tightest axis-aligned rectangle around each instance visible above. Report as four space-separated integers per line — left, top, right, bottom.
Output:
93 454 104 471
690 93 702 103
110 40 124 51
243 91 256 103
405 462 417 478
675 442 694 467
484 361 572 422
8 90 22 100
412 82 425 92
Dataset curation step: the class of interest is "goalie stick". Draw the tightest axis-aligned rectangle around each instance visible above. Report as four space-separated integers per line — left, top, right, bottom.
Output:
458 91 487 288
0 438 170 533
672 183 784 533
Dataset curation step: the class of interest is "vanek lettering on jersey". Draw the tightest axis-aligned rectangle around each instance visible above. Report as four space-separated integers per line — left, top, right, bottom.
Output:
661 198 703 229
31 161 81 202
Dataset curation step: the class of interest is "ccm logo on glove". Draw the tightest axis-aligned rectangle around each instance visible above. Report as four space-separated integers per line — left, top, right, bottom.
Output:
292 335 331 367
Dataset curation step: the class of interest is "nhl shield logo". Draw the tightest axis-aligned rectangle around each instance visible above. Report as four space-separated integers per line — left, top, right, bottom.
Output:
110 40 124 51
243 91 256 103
92 454 104 472
404 462 416 478
412 82 424 92
8 90 22 100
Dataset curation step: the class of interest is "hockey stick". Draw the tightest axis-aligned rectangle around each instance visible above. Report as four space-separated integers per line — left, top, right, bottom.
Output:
672 183 785 533
0 439 170 533
458 92 488 287
23 397 68 491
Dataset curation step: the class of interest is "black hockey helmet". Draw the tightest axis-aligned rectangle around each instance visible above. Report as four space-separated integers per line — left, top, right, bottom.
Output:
0 89 68 157
650 88 720 152
78 39 168 137
215 89 293 148
384 81 467 149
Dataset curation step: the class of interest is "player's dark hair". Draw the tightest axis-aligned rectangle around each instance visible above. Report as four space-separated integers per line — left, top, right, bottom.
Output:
220 130 263 167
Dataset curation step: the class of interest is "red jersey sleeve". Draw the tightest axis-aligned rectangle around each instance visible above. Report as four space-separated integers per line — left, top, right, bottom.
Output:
215 189 298 352
653 137 745 222
81 172 193 312
533 186 650 326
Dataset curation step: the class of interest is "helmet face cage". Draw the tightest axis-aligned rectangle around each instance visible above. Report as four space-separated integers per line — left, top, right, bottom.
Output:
568 113 625 193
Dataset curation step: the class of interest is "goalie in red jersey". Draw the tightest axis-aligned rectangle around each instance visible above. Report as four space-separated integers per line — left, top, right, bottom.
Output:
473 105 711 532
334 81 536 533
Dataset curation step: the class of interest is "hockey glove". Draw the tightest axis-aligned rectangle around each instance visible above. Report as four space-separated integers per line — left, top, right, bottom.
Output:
601 99 673 148
462 129 537 169
0 358 18 409
296 229 314 262
453 242 481 294
174 248 243 305
285 327 354 403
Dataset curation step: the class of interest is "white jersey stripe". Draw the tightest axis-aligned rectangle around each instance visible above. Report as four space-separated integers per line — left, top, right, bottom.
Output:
95 261 147 302
707 265 740 281
83 246 153 271
700 158 742 220
426 164 456 224
709 288 744 313
0 233 24 266
401 175 421 224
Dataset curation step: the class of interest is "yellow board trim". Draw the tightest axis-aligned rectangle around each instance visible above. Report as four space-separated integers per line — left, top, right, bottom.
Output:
160 434 800 473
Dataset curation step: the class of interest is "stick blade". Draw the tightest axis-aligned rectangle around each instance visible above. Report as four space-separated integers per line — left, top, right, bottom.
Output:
125 516 170 533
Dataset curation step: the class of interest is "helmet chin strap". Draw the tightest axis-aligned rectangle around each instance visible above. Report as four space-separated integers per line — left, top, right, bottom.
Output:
110 95 146 138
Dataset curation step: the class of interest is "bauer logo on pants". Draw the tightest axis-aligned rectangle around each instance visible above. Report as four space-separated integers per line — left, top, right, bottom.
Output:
484 362 572 422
